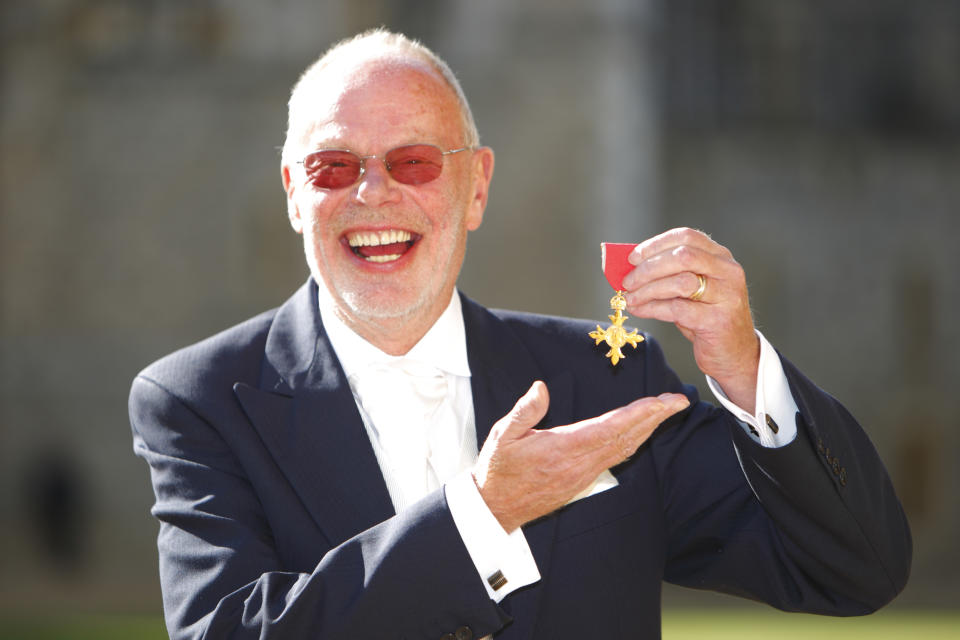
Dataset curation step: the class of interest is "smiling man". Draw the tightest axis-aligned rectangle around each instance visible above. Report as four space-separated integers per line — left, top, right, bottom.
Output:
280 50 491 355
130 30 910 640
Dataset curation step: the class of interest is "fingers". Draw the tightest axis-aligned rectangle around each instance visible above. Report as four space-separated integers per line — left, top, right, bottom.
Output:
627 271 717 307
560 392 690 468
628 227 731 265
623 243 743 304
619 227 750 334
495 380 550 440
622 227 738 302
599 392 689 465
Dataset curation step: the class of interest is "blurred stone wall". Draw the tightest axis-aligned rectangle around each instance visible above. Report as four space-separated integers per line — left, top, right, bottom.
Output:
657 0 960 607
0 0 956 616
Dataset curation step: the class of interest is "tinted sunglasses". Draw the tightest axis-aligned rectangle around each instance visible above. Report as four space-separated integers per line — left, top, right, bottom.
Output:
297 144 471 190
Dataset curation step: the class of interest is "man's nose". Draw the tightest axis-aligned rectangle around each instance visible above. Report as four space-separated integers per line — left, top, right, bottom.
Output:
355 157 402 206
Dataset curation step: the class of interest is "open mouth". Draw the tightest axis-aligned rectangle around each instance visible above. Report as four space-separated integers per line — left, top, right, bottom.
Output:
345 229 419 263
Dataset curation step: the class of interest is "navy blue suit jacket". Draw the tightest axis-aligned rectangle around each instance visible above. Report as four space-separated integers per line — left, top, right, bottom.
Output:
129 280 910 639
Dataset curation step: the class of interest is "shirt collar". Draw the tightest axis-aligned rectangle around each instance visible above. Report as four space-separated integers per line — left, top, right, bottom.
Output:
317 287 472 380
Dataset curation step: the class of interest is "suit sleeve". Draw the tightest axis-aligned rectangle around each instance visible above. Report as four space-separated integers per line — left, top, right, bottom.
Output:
130 375 510 640
643 339 911 614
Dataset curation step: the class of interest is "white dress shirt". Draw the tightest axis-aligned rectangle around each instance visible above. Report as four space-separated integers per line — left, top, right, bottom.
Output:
318 287 799 603
318 289 539 600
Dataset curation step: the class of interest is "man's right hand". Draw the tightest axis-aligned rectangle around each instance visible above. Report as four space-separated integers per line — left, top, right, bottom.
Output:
472 381 690 532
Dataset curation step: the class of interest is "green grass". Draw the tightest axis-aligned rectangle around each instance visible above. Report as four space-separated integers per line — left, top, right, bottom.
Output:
662 608 959 640
0 615 168 640
0 609 956 639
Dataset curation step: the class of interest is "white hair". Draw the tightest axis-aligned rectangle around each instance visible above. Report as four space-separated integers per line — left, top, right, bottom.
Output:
282 28 480 163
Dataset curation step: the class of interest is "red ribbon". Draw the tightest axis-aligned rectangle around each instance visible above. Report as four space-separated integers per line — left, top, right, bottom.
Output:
601 242 638 292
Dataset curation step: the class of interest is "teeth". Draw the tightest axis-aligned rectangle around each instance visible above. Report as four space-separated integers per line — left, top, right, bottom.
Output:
346 229 412 247
366 254 403 263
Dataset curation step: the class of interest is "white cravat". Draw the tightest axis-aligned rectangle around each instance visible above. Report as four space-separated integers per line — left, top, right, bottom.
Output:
348 357 473 513
317 289 478 511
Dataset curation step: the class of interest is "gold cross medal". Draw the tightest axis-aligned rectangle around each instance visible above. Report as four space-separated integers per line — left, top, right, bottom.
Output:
588 242 644 365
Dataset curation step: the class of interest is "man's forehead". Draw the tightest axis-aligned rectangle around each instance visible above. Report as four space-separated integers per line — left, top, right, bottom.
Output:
291 57 458 148
303 56 445 109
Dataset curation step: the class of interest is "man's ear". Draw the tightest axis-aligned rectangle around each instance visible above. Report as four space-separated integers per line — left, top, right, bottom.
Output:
281 164 304 234
466 146 495 231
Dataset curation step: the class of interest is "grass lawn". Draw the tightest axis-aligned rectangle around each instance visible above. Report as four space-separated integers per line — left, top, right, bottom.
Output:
662 607 959 640
0 614 168 640
0 608 955 639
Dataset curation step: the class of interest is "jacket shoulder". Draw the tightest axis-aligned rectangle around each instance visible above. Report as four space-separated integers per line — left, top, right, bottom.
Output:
134 307 278 401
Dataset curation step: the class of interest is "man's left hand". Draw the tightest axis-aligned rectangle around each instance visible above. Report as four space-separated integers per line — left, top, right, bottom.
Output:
622 227 760 412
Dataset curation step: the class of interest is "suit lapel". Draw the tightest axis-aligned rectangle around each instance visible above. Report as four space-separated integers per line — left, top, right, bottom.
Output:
462 296 574 633
462 294 575 438
235 281 394 546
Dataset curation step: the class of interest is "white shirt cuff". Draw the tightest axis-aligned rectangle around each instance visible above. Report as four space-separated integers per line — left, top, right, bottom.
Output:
445 471 541 601
706 329 799 448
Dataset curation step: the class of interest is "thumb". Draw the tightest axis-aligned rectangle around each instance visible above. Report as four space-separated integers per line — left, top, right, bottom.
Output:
499 380 550 439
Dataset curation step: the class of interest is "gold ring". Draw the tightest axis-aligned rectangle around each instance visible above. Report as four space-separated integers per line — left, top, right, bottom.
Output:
690 274 707 301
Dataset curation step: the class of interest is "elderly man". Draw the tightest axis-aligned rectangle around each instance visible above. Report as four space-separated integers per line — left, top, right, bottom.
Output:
130 30 911 639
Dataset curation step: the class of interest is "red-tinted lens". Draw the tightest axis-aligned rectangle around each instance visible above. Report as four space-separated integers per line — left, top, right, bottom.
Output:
384 144 444 185
302 150 362 189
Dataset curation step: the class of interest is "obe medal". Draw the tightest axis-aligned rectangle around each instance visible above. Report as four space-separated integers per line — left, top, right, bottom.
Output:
588 242 644 366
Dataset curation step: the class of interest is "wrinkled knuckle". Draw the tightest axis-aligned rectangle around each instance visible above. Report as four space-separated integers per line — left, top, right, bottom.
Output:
615 431 635 460
672 244 696 266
